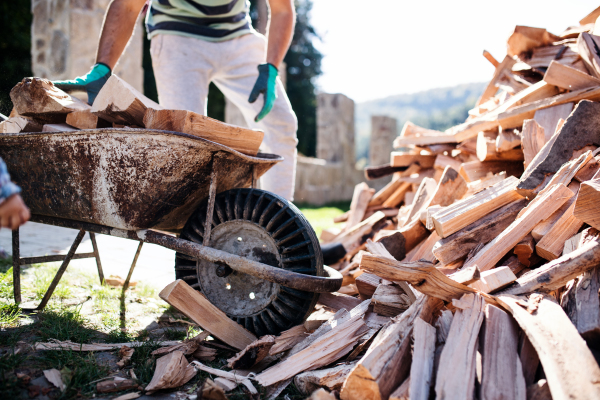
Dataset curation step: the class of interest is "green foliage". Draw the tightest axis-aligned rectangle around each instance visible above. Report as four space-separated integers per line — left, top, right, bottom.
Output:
0 0 32 116
37 350 109 400
0 303 21 328
296 201 350 238
34 307 98 343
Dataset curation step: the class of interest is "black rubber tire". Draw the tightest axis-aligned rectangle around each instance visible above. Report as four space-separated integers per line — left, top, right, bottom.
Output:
174 188 323 336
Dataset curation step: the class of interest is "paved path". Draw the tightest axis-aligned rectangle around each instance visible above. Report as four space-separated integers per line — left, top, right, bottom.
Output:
0 221 175 290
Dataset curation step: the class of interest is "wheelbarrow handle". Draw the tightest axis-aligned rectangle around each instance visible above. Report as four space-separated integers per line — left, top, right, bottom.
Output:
139 230 343 293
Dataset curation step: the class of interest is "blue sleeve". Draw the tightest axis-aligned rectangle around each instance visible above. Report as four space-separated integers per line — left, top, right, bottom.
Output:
0 158 21 203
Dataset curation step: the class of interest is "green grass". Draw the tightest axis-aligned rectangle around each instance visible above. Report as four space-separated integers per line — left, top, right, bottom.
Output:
37 350 109 400
0 352 28 399
129 340 162 386
33 307 98 343
296 201 350 238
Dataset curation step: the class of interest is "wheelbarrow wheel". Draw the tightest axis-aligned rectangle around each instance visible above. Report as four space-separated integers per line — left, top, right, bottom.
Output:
174 188 323 336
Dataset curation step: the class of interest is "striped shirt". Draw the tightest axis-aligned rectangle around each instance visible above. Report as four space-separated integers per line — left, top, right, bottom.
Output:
146 0 254 42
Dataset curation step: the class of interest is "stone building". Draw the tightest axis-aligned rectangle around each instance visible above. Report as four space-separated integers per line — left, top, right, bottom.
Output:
31 0 144 93
369 115 397 167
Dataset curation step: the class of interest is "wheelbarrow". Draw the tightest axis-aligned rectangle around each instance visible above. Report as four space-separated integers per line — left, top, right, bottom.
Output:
0 128 342 336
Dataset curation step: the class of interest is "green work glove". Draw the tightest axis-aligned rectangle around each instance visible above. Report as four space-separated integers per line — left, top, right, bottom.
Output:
53 63 111 105
248 63 278 122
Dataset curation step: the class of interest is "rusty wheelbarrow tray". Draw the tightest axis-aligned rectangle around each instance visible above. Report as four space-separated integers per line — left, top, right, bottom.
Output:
0 129 342 333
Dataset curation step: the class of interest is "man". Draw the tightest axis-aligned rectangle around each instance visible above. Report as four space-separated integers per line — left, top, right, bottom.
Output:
55 0 298 201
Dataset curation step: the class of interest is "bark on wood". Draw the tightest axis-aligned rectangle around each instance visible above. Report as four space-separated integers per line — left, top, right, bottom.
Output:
479 304 526 400
364 164 408 180
432 199 527 265
145 351 196 394
499 239 600 296
10 77 90 120
431 176 523 238
226 335 275 369
496 294 600 400
435 294 485 400
360 254 475 302
517 101 600 196
159 280 257 350
463 183 573 272
144 108 263 156
92 75 162 126
575 266 600 341
408 318 436 400
532 102 573 143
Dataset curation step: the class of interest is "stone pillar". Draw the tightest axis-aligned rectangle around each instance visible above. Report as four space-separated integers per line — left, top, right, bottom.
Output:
31 0 144 95
369 116 397 166
316 93 355 164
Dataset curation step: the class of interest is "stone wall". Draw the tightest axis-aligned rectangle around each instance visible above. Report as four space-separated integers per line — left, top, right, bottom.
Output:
316 93 355 163
31 0 144 94
370 115 397 167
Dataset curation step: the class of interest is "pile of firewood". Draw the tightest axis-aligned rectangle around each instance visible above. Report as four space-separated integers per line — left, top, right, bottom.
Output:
0 74 264 157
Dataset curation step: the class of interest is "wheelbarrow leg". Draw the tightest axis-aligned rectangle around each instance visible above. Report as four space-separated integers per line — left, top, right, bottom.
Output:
36 229 86 310
12 228 21 304
203 168 218 246
89 232 104 284
123 241 143 291
252 164 259 189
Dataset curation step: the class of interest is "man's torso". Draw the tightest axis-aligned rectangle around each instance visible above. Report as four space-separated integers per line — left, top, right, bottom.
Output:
146 0 254 42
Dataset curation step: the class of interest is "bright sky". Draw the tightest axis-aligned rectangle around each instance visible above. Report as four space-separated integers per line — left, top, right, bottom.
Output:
311 0 600 102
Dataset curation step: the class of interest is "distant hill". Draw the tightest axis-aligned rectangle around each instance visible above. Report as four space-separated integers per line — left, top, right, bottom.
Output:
355 82 486 162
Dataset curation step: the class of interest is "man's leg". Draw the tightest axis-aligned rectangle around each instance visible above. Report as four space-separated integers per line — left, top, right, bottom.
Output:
213 33 298 201
150 34 215 113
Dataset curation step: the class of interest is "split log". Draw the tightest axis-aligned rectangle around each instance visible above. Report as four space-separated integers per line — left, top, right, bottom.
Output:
408 318 436 400
458 160 524 182
35 339 183 351
521 119 546 169
407 231 440 263
526 380 552 400
435 294 485 400
144 108 263 156
356 272 387 299
371 284 411 317
393 121 457 146
294 363 356 394
0 116 42 133
469 267 517 293
360 254 475 302
574 267 600 341
42 123 78 132
580 5 600 24
476 131 524 162
514 234 536 267
536 200 584 260
336 211 388 255
159 280 256 350
479 304 526 400
496 294 600 400
533 102 573 143
255 312 369 386
318 292 362 312
434 154 462 172
500 237 600 296
506 26 560 57
65 110 110 129
375 219 429 260
574 176 600 229
401 177 437 226
433 199 527 264
389 378 410 400
463 183 574 272
226 335 275 369
10 77 90 121
519 334 540 387
495 128 521 152
543 60 600 91
364 164 408 180
269 325 310 355
428 166 468 207
192 361 258 394
431 176 523 238
390 153 436 168
574 155 600 182
96 379 138 393
151 331 210 357
464 171 507 197
477 56 516 106
340 295 427 400
577 32 600 78
91 75 162 126
145 351 196 394
346 183 375 230
531 181 579 241
369 176 403 207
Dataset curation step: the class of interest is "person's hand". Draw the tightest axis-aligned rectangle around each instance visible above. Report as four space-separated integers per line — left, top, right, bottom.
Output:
53 63 111 105
248 63 279 122
0 194 30 230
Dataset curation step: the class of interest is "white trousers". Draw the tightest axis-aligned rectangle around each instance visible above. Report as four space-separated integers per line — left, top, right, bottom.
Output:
150 32 298 201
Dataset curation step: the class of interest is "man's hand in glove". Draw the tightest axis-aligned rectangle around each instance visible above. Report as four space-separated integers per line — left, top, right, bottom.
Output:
53 63 111 105
248 63 278 122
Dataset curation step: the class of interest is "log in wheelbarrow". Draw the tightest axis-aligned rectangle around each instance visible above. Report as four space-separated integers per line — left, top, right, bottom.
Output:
0 128 342 336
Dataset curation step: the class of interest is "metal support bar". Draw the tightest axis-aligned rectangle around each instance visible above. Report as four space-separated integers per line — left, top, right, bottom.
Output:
123 241 143 291
12 228 21 304
252 164 258 189
20 253 96 265
36 229 86 310
89 232 104 284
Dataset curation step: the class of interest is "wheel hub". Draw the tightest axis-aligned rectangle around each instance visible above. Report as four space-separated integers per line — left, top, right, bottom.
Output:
197 220 281 317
